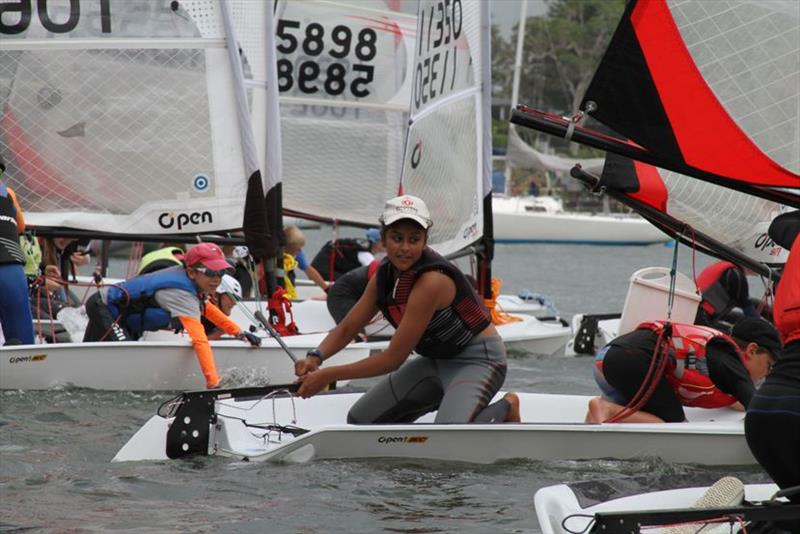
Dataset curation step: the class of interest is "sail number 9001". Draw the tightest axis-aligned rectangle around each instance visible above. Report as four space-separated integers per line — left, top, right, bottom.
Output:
276 19 376 98
0 0 110 35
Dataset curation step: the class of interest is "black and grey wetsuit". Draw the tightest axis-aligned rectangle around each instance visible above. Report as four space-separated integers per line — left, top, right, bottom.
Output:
347 248 507 424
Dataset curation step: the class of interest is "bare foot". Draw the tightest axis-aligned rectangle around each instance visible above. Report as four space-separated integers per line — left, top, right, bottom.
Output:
585 396 614 423
585 397 665 424
503 392 521 423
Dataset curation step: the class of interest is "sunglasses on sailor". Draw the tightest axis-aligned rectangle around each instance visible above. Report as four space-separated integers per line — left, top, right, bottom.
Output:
192 267 229 278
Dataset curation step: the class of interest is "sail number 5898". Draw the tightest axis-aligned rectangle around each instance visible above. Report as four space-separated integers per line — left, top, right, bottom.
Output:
276 19 376 98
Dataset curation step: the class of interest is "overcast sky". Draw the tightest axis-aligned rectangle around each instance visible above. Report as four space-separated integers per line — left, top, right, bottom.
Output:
491 0 548 40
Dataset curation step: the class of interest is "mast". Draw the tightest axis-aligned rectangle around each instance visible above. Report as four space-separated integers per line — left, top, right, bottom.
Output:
479 0 494 300
503 0 528 195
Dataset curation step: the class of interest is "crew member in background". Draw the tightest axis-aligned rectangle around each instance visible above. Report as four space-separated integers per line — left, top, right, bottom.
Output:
310 227 385 282
326 262 379 326
281 224 329 298
695 261 760 330
82 242 261 389
204 274 242 339
746 211 800 511
0 156 34 345
221 243 253 298
40 236 91 287
586 317 779 423
137 245 185 275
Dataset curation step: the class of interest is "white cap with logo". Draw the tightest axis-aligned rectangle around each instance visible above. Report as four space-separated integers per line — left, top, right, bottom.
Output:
379 195 432 229
217 274 243 300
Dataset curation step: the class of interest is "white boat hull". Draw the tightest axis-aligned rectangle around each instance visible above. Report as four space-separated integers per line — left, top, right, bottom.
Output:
283 300 571 357
535 482 781 534
0 334 368 391
493 196 670 245
114 391 754 465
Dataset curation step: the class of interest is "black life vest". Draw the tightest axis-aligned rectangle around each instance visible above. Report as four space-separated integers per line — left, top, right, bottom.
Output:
375 248 491 358
0 184 24 266
311 238 370 281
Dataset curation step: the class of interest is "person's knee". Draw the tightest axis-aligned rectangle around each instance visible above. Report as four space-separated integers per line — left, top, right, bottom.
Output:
346 412 361 424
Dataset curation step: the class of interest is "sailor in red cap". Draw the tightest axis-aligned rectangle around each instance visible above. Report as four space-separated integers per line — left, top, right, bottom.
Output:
83 242 261 388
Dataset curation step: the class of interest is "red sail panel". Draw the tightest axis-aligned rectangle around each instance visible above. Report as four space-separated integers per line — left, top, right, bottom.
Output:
630 159 668 212
631 0 799 189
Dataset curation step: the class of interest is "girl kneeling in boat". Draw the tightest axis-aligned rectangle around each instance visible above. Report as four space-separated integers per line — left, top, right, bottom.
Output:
586 317 780 423
82 242 261 389
295 195 519 424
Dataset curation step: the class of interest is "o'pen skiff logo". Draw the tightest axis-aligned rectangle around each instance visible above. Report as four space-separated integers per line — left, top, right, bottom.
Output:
158 211 213 231
377 435 429 444
9 354 47 364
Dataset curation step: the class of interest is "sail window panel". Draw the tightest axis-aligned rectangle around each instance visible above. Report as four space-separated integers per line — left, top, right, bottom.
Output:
3 48 214 216
662 169 784 262
228 1 267 83
670 1 707 31
280 104 404 225
180 0 225 38
700 61 729 87
402 96 482 256
702 34 736 67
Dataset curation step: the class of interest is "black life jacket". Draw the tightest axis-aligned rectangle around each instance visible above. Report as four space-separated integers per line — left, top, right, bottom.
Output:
375 248 491 358
311 238 370 281
0 184 24 266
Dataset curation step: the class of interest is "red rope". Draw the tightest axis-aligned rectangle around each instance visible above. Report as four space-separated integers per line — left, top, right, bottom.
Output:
606 323 672 423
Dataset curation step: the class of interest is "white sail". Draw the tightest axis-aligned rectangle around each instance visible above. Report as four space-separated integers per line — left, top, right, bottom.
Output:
659 169 791 264
400 0 490 256
0 0 261 236
273 0 416 226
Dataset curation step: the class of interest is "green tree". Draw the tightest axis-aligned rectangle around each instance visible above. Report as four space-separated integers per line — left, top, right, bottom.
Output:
501 0 625 114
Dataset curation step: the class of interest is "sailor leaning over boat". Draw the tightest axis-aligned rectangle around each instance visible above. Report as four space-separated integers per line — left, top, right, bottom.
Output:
82 242 261 389
586 317 780 424
295 195 519 424
746 211 800 517
0 155 35 345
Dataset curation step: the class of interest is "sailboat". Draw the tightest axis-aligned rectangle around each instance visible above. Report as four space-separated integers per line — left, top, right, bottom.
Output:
0 0 368 390
535 480 798 534
507 0 799 529
114 0 772 465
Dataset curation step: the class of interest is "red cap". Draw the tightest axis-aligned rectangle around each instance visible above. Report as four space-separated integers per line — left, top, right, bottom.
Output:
183 243 231 271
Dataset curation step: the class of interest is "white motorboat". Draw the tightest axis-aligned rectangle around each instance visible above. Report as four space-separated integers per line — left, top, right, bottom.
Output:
535 480 797 534
492 195 671 245
114 389 755 465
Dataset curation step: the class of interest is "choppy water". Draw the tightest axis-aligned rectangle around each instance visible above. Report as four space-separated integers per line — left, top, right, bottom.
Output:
0 238 772 532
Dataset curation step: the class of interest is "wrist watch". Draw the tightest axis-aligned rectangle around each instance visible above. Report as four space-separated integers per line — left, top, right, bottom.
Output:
306 348 324 364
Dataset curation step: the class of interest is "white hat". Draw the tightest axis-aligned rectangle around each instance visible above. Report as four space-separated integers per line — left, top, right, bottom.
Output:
217 274 242 300
379 195 432 229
